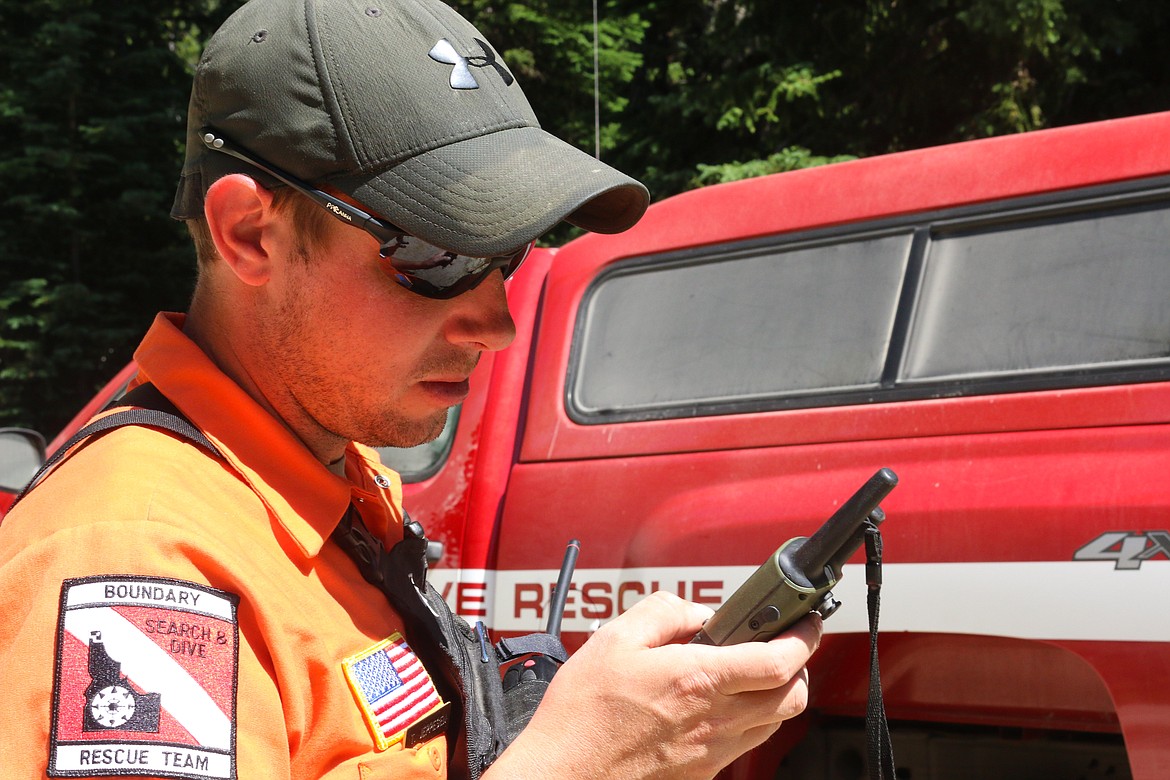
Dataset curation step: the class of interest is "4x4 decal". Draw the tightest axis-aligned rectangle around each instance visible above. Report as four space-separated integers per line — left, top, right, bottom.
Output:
1074 531 1170 570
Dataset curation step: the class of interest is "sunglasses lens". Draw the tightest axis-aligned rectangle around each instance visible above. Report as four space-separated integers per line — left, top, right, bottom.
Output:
379 236 533 299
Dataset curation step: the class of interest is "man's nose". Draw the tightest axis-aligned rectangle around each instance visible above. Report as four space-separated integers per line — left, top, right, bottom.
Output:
443 270 517 352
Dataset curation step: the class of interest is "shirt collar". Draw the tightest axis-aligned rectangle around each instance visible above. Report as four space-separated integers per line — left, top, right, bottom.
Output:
133 312 351 558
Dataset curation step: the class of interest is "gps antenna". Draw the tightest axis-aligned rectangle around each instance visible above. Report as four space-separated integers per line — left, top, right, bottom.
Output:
791 468 898 583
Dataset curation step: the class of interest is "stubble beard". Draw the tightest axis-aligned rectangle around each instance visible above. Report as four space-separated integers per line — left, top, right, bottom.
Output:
263 265 458 451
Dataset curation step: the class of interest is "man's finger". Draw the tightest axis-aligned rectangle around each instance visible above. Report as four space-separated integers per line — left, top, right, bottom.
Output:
602 591 716 648
718 664 812 727
694 613 823 696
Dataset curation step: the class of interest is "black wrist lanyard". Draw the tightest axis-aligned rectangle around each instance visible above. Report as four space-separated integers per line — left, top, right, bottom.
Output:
864 521 897 780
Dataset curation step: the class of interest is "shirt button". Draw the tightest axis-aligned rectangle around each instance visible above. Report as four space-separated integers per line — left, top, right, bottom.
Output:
429 744 442 771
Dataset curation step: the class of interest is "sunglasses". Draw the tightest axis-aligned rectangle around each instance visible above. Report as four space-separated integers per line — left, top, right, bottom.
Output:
200 130 533 299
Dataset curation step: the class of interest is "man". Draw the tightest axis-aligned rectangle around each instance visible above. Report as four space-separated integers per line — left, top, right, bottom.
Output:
0 0 821 778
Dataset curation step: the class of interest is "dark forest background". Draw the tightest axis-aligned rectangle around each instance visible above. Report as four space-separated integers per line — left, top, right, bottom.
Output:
2 0 1168 434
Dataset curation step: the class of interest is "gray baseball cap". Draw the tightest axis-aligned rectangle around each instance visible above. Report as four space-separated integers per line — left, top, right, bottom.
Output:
171 0 650 256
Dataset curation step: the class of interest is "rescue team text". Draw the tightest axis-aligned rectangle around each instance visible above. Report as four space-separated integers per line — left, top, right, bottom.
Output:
76 748 208 770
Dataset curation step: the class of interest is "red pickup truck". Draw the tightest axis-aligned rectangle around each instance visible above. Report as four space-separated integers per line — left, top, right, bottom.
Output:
4 111 1169 778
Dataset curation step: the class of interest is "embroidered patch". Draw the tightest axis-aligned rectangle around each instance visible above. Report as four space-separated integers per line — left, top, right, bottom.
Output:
341 633 447 751
48 575 239 779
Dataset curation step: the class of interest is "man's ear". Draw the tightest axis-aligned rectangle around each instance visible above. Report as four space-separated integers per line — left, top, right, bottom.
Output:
203 174 278 287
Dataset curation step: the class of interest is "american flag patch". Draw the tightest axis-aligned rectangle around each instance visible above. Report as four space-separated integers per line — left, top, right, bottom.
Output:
341 633 445 751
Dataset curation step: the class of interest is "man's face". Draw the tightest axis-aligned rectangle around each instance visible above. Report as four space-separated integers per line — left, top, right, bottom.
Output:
255 207 517 451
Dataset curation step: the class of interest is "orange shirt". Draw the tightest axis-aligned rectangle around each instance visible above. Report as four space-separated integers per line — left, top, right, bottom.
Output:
0 313 449 779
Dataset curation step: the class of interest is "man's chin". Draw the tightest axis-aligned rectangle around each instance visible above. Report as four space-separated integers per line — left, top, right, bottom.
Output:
361 413 449 450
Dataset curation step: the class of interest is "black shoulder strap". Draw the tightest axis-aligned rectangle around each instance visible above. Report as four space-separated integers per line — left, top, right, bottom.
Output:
9 383 222 511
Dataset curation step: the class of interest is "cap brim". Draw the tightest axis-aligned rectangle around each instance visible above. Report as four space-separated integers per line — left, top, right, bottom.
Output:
335 126 650 257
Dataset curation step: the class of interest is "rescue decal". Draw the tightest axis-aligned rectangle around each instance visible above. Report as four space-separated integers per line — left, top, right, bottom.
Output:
341 633 447 751
49 575 239 780
431 559 1170 643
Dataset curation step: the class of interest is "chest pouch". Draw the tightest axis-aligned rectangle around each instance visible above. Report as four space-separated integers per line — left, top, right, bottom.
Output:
332 507 566 780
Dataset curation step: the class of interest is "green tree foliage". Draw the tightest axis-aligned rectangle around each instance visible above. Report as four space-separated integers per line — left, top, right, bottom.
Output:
601 0 1169 196
0 0 1167 435
0 0 237 433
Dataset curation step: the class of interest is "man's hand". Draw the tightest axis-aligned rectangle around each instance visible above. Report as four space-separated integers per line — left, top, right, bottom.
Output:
485 591 822 780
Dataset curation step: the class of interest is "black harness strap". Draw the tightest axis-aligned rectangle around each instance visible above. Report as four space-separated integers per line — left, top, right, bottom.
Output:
10 383 221 512
332 505 528 779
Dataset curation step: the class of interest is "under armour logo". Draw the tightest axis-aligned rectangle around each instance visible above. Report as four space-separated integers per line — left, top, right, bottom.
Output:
429 38 515 90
